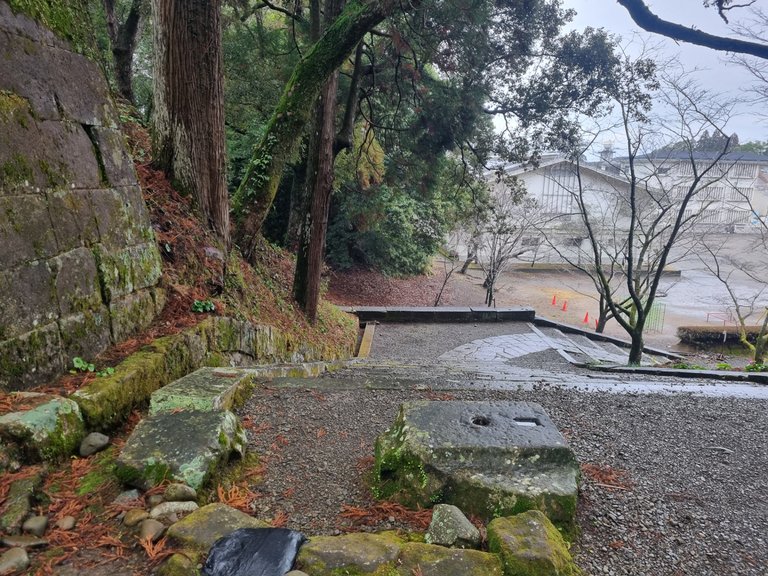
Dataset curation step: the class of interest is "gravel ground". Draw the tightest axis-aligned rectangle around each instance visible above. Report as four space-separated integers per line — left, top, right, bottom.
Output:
237 322 768 576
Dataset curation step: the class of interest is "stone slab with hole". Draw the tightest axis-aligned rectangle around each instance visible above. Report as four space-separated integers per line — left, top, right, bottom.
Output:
374 401 578 532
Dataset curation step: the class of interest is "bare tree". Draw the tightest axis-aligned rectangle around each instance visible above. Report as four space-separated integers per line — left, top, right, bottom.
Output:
475 179 542 307
697 235 768 363
539 63 737 364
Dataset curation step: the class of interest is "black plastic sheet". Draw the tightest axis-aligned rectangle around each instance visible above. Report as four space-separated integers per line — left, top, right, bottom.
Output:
202 527 307 576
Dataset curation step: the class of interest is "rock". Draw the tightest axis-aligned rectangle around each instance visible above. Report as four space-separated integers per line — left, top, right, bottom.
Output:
114 410 246 490
22 515 48 536
157 552 200 576
139 519 166 542
0 393 85 462
113 489 141 504
285 572 310 576
0 547 29 575
425 504 481 549
150 501 199 522
79 432 110 457
1 535 48 548
147 495 165 508
166 503 269 552
297 532 403 575
487 511 581 576
56 516 76 531
374 401 578 531
163 483 197 502
0 472 44 534
149 368 254 415
397 542 504 576
123 509 149 527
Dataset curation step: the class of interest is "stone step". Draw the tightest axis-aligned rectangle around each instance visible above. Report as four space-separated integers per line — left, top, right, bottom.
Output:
149 367 255 415
115 410 246 490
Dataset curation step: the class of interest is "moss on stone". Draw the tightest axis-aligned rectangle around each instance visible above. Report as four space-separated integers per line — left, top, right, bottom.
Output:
1 154 33 186
8 0 95 56
487 511 582 576
0 90 31 126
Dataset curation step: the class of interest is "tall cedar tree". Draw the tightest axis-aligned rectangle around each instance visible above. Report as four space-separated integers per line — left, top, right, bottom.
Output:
151 0 230 248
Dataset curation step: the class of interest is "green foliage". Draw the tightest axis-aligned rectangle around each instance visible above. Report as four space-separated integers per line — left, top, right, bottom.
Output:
716 362 733 370
72 356 95 373
71 357 115 377
192 299 216 313
670 362 707 370
745 362 768 372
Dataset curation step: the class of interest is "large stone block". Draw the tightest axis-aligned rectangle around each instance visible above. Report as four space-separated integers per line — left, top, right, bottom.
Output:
91 187 153 248
58 308 112 363
0 118 102 192
88 128 136 186
0 195 57 268
0 323 64 391
115 410 246 490
149 368 254 415
0 392 85 462
51 247 102 316
94 241 162 301
0 261 58 340
374 401 579 531
46 189 100 251
109 288 158 342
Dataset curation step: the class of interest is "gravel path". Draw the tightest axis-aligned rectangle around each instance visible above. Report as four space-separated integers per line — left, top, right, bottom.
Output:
237 322 768 576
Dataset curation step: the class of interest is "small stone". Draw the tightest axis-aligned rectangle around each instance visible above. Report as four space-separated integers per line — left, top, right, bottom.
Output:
114 489 141 504
425 504 481 549
285 572 310 576
79 432 110 457
139 519 166 542
22 515 48 537
0 547 29 575
1 535 48 548
147 494 165 508
56 516 76 531
123 509 150 527
149 501 198 522
163 483 197 502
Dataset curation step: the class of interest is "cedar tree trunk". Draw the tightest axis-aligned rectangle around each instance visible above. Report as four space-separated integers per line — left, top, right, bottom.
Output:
151 0 230 248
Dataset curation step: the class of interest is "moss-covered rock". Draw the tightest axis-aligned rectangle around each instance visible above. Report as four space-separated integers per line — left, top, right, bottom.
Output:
0 392 85 462
114 410 246 490
149 368 256 415
396 542 503 576
297 532 404 575
487 511 582 576
0 470 44 534
166 503 269 552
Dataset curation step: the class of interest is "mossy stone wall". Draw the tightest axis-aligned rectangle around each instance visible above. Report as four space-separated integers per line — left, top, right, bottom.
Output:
0 1 163 390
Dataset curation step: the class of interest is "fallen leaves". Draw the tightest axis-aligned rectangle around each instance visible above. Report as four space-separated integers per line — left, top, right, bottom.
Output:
338 502 433 531
217 482 259 513
581 463 633 490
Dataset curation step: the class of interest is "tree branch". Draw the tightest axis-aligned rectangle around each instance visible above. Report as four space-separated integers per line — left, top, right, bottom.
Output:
616 0 768 59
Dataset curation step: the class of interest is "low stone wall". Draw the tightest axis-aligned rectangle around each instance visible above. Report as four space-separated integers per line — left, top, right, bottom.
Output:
0 1 163 390
72 316 356 430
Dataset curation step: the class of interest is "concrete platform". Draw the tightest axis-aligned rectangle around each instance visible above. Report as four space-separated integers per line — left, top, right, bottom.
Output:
343 307 536 323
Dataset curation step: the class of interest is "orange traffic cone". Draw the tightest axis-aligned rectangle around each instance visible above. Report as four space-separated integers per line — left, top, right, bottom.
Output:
561 300 568 312
583 312 590 324
552 295 557 306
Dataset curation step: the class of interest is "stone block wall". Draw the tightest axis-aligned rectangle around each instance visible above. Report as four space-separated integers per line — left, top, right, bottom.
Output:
0 2 163 390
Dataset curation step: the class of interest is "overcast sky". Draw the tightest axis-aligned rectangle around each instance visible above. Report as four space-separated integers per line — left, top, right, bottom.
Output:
562 0 767 143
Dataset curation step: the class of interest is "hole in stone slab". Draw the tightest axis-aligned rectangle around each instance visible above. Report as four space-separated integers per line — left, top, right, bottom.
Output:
514 417 540 427
471 415 491 426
